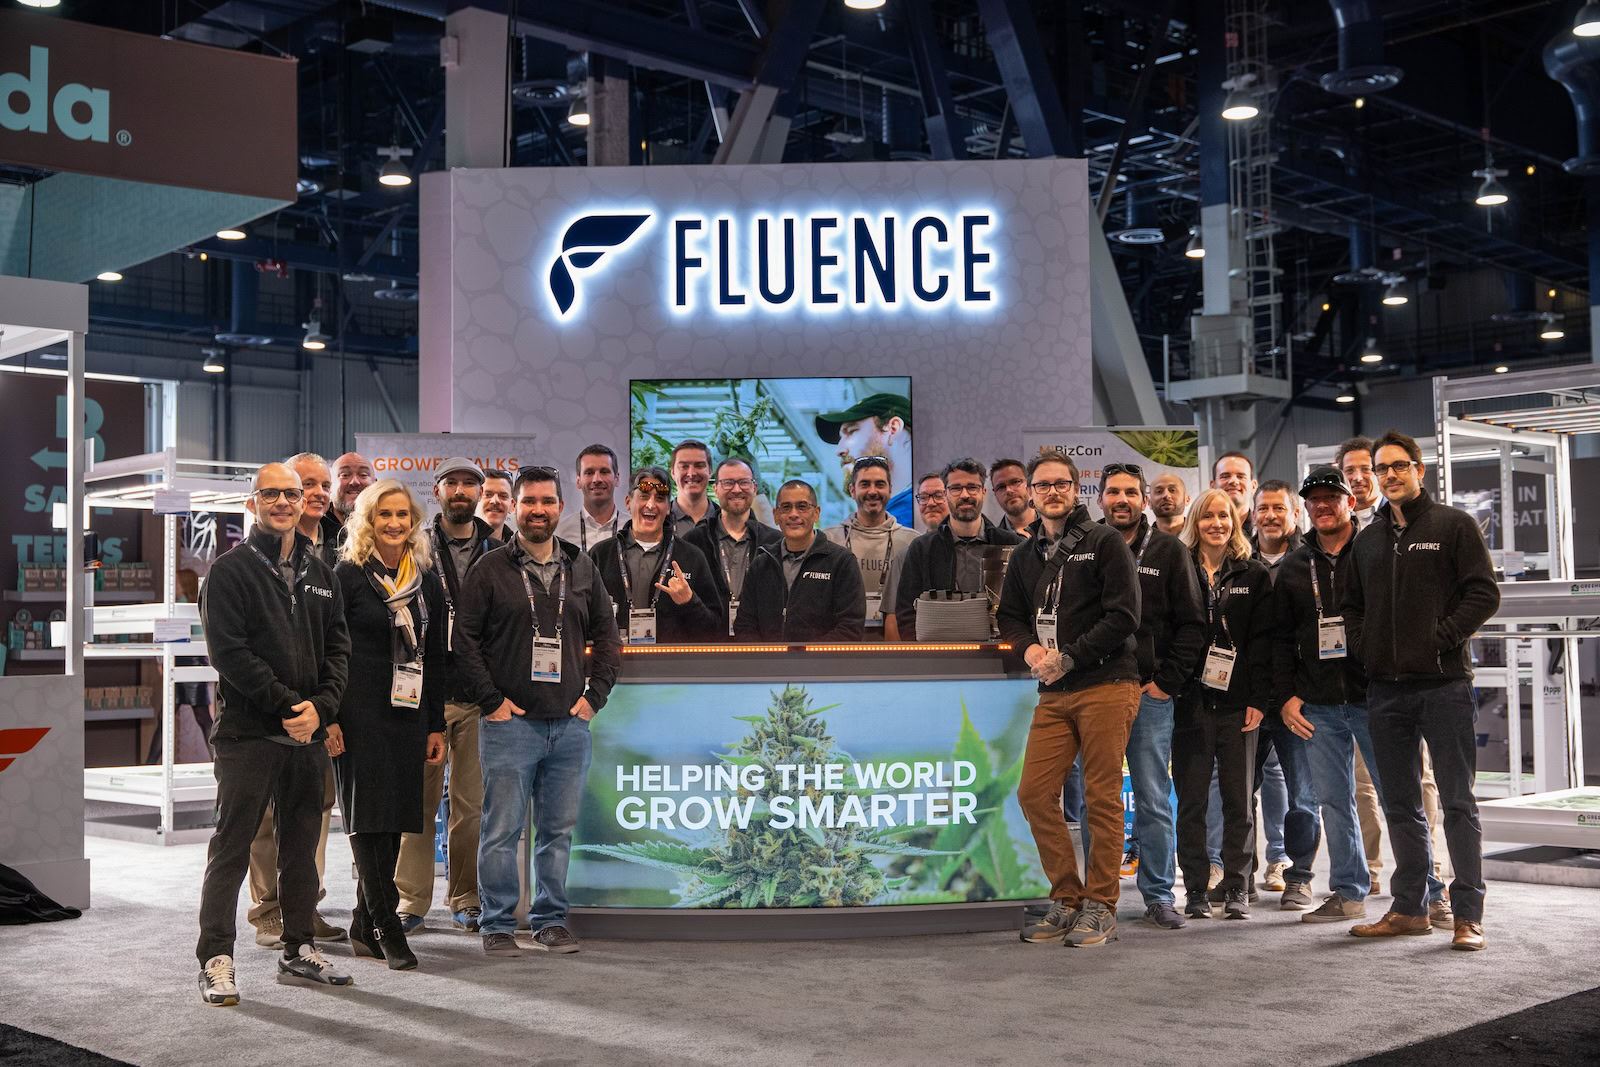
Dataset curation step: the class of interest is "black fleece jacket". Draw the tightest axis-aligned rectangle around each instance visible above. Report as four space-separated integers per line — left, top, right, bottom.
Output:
1271 524 1368 709
454 536 622 719
1342 488 1500 683
430 514 503 703
1117 518 1207 696
733 531 866 642
996 506 1140 693
200 526 350 742
1190 554 1274 714
682 513 783 604
589 525 725 643
893 517 1022 641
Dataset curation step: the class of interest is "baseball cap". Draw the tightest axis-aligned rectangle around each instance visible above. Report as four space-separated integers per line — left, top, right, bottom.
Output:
1300 464 1352 498
814 392 913 444
435 457 484 484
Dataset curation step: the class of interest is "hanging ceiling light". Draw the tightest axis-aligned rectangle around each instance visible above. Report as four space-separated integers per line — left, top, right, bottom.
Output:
1473 165 1509 206
17 0 63 8
216 228 247 241
201 348 226 374
844 0 887 9
1184 227 1205 259
1575 1 1600 36
1540 313 1566 340
1494 364 1510 374
567 93 591 127
1335 389 1356 404
95 271 123 282
302 311 329 351
1360 337 1383 364
377 145 413 187
1221 79 1260 121
1381 281 1408 306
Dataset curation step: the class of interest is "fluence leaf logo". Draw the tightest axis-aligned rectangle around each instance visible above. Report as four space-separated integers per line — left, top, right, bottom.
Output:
548 213 653 318
0 727 51 775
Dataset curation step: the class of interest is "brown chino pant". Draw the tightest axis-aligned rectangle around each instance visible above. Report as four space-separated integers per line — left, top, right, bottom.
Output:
247 749 335 925
1017 681 1141 907
394 701 483 917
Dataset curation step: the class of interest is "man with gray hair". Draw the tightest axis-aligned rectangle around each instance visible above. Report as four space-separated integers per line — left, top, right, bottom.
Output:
287 453 340 567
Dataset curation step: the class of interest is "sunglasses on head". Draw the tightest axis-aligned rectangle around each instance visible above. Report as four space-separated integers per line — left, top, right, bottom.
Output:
1102 462 1143 477
634 480 672 500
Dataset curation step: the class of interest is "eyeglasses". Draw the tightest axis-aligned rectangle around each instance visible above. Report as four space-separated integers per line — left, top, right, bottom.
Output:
1372 460 1415 476
255 487 303 503
1029 479 1076 496
915 492 945 504
946 483 984 497
715 478 756 491
1102 462 1143 477
992 476 1026 492
774 501 816 515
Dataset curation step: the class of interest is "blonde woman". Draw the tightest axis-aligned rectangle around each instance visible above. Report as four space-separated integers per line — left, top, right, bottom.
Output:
333 479 446 970
1174 489 1273 921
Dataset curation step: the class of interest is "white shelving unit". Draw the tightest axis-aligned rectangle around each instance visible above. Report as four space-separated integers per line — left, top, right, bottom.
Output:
80 448 256 843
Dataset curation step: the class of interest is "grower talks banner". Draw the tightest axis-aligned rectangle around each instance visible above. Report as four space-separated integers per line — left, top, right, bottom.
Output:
569 679 1047 909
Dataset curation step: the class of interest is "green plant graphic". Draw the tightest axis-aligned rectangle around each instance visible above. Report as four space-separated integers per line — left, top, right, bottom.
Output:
576 685 1043 908
1111 428 1199 468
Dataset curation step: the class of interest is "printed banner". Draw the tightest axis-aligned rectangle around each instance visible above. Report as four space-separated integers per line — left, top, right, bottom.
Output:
1020 426 1203 509
354 433 540 518
570 679 1047 908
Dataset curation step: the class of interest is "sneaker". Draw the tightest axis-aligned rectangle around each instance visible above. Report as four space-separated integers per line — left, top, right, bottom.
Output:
313 913 348 942
1223 888 1250 919
1120 851 1139 878
1303 893 1367 924
276 944 353 986
1184 891 1213 919
1020 899 1078 944
198 955 239 1006
398 912 425 934
1262 860 1290 892
1064 901 1118 947
1207 863 1223 890
254 915 284 949
1280 882 1314 910
1143 901 1186 930
1351 911 1432 938
530 925 581 954
482 933 522 957
1451 920 1486 951
1429 896 1456 930
451 907 482 932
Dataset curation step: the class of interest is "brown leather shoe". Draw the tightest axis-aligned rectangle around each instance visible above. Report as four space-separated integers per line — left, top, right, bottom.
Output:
1350 911 1433 938
1452 920 1486 951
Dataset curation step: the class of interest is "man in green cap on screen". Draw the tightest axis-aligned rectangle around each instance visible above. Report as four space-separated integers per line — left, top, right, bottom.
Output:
816 392 914 528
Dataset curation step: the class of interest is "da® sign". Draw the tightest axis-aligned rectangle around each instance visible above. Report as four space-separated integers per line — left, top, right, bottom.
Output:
0 46 113 143
547 208 1001 322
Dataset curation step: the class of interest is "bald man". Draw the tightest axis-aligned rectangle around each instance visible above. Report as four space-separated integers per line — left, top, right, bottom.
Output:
331 452 374 523
196 463 352 1005
1150 473 1189 536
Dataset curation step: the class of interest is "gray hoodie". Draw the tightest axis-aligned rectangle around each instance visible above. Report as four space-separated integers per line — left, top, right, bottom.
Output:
822 513 919 601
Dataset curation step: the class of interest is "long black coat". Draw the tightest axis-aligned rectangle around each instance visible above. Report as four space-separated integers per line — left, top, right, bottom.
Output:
331 561 446 833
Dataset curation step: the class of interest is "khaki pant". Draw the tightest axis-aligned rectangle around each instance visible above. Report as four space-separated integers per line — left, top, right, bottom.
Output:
395 701 482 917
1354 741 1449 888
246 750 336 925
1017 682 1141 908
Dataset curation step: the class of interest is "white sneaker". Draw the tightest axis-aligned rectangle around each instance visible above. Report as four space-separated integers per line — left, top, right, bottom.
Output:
198 954 239 1006
276 944 353 987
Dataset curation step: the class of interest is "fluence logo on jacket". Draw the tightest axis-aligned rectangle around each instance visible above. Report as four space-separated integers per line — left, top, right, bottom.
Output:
1115 517 1206 696
1191 554 1275 713
1341 488 1499 682
996 506 1141 692
734 531 866 642
822 513 918 595
589 525 725 643
199 526 350 743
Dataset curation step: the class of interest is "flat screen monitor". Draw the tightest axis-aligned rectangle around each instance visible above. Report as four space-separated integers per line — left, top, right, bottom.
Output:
629 377 913 531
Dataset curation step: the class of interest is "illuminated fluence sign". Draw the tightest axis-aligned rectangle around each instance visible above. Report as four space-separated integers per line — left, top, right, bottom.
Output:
547 208 1000 321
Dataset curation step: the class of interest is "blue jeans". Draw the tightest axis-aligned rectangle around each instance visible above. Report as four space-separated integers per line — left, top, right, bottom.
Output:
1124 693 1177 906
1301 703 1377 901
1253 715 1321 886
1260 751 1290 863
477 715 593 935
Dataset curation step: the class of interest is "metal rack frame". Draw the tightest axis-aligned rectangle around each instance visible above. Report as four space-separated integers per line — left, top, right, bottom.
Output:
81 448 255 843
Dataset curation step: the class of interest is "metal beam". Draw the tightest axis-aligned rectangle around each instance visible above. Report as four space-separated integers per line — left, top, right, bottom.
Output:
904 0 964 160
976 0 1076 157
189 236 415 285
1096 0 1177 223
715 0 827 166
517 1 759 93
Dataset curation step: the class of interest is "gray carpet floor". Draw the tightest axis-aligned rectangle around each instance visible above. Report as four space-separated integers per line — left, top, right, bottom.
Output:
1 835 1597 1067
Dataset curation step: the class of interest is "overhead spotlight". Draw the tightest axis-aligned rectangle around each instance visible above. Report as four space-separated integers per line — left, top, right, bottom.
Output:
1527 164 1537 176
567 94 591 127
1549 288 1558 298
1360 352 1384 364
1221 77 1260 121
216 228 247 241
201 348 226 374
377 145 413 187
1540 313 1566 340
1473 166 1509 206
1335 389 1356 404
1576 1 1600 36
17 0 63 7
1184 227 1205 259
1381 282 1408 306
1321 302 1331 311
302 312 329 351
1495 364 1510 374
1354 97 1365 109
95 271 123 282
844 0 887 8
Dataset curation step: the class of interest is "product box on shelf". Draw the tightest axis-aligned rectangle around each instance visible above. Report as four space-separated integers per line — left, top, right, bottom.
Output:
21 566 42 592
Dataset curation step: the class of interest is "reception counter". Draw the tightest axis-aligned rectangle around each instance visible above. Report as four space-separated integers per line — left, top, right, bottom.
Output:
552 642 1050 940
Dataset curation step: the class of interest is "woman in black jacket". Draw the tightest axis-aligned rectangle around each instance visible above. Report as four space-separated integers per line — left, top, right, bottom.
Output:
1174 488 1273 921
329 479 446 969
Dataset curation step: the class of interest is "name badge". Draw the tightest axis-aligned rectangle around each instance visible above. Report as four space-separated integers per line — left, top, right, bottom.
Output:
628 607 658 645
531 636 562 683
1035 610 1058 650
391 662 423 709
727 596 739 638
1318 616 1348 660
1202 645 1236 691
446 607 455 652
865 591 884 627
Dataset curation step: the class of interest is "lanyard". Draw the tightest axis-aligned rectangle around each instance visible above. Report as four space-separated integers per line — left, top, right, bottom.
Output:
579 512 619 552
1207 569 1235 648
717 530 749 594
1309 554 1328 619
518 561 566 642
843 525 895 592
1132 526 1151 566
431 527 457 610
618 533 673 609
248 542 310 615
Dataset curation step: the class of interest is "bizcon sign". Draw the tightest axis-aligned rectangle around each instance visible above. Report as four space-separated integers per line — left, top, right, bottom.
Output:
546 208 1002 322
